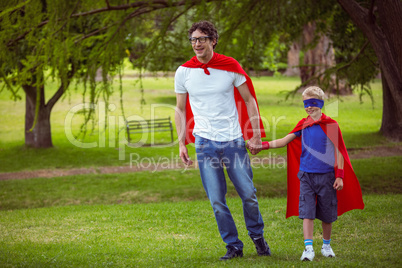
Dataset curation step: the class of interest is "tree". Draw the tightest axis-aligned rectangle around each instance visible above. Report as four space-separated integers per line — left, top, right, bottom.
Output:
299 21 339 91
0 0 215 148
2 0 401 148
336 0 402 140
213 0 402 141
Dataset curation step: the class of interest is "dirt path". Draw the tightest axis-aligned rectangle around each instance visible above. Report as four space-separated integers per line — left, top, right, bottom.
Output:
1 145 401 180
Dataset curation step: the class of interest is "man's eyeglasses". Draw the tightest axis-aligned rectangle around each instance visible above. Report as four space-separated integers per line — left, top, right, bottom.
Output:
189 36 210 44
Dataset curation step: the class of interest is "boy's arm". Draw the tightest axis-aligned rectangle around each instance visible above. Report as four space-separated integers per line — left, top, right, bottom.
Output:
268 133 297 149
333 147 344 190
336 147 344 170
248 133 297 154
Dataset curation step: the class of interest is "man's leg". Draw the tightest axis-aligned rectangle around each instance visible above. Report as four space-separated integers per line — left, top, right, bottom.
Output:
224 137 270 256
223 137 264 236
195 136 243 251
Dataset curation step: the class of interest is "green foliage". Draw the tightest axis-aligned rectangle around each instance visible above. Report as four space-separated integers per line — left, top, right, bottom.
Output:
327 4 379 89
0 0 392 147
0 0 202 133
262 34 288 74
0 0 384 100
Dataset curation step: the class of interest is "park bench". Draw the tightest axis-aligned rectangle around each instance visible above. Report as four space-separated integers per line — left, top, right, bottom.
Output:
126 117 174 144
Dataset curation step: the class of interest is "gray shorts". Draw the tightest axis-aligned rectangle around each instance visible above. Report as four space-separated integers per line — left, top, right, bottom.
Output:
297 171 338 223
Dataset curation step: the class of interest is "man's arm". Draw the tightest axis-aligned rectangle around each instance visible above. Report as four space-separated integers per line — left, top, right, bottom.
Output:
237 82 262 155
175 93 193 165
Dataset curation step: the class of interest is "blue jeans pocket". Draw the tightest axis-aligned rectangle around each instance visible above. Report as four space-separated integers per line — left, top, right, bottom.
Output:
195 136 206 153
233 137 245 147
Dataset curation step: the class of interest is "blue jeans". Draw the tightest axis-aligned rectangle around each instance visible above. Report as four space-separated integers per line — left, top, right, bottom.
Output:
195 135 265 249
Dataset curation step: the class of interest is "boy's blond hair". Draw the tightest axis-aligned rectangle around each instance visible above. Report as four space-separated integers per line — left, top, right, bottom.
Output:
302 86 325 100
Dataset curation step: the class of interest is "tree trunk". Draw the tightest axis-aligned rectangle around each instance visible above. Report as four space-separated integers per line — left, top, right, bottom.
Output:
23 84 53 148
380 72 402 141
300 22 317 86
283 42 300 77
337 0 402 141
300 22 350 94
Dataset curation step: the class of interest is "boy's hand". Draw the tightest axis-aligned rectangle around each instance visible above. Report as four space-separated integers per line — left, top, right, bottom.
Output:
247 137 262 155
333 177 343 191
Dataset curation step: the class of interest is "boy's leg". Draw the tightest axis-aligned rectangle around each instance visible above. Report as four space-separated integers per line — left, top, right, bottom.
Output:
322 221 332 240
298 171 317 261
301 219 315 261
321 221 336 257
315 172 337 258
303 219 314 240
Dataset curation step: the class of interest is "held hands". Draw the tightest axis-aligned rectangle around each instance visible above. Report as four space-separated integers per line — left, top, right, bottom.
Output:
333 177 343 191
246 138 267 155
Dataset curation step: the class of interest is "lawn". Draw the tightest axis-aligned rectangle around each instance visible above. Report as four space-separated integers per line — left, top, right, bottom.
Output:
0 195 400 267
0 76 393 172
0 75 401 267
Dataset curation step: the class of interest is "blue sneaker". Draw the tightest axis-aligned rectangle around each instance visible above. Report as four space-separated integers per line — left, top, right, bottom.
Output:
252 237 271 256
220 246 243 260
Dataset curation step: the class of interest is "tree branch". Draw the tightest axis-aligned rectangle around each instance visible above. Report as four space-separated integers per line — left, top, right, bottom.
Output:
368 0 376 24
46 81 70 111
74 25 114 44
52 0 81 36
76 5 155 47
336 40 369 72
46 64 76 110
7 0 216 47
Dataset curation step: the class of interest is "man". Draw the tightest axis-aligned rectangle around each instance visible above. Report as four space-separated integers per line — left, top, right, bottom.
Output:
174 21 271 260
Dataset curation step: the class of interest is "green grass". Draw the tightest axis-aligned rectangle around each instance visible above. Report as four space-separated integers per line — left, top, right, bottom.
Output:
0 195 400 267
0 76 393 172
1 156 401 211
0 75 401 267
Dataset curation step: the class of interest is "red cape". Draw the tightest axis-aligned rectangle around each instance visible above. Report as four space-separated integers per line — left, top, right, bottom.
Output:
286 114 364 218
181 52 265 144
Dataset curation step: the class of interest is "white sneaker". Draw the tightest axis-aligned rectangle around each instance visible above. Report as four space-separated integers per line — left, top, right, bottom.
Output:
321 244 336 257
300 246 315 261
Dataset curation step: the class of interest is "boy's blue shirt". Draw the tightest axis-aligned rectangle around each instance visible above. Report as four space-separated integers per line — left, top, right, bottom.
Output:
294 124 335 173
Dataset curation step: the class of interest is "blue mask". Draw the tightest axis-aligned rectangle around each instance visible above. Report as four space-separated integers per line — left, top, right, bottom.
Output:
303 98 324 109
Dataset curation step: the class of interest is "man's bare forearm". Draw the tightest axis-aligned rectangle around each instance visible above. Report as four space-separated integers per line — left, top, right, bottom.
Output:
245 97 261 138
175 109 186 146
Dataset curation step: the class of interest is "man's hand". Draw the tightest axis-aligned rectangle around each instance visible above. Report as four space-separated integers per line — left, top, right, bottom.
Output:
247 136 262 155
179 143 193 166
333 177 343 191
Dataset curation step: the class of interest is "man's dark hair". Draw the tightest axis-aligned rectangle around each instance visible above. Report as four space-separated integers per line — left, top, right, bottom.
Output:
188 21 219 49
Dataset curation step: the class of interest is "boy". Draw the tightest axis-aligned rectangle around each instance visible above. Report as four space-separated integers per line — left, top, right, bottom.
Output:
248 86 364 261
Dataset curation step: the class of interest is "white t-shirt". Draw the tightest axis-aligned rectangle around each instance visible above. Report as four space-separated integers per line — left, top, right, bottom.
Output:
175 66 247 141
